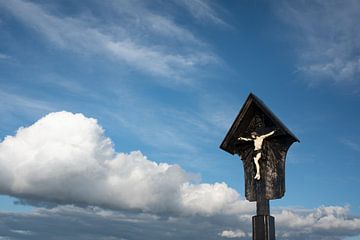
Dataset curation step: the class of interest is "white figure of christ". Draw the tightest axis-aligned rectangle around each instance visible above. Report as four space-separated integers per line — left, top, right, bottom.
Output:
238 130 275 180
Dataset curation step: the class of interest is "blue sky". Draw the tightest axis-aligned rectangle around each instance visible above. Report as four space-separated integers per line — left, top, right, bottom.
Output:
0 0 360 239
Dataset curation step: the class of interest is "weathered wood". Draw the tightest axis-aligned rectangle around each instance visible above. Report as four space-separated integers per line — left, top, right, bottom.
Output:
220 93 299 155
256 179 269 215
252 215 275 240
220 93 299 201
220 93 299 240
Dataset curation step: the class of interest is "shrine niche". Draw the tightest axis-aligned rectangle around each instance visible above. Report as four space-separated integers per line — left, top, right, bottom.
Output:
220 93 299 240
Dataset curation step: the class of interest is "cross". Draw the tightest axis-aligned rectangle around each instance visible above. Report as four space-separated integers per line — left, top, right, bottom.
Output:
238 130 275 180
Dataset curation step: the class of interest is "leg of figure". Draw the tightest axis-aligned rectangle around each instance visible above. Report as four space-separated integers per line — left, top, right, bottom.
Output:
254 153 261 180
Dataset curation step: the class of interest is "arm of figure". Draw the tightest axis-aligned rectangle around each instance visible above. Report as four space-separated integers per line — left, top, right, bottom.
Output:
262 130 275 138
238 137 252 141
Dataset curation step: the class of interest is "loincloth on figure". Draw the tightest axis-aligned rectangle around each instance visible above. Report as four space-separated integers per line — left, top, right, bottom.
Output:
253 149 261 157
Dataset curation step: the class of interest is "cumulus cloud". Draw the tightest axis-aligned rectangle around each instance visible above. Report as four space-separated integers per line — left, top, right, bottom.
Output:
0 0 221 84
275 206 360 240
277 0 360 84
0 112 360 239
0 111 252 216
181 183 253 216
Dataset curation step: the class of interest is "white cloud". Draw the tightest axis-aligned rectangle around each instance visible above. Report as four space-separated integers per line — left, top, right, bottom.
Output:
0 111 252 216
275 206 360 239
0 112 360 239
10 230 33 236
0 0 220 84
106 2 202 45
278 0 360 84
219 229 247 238
176 0 228 26
1 204 359 240
181 182 254 216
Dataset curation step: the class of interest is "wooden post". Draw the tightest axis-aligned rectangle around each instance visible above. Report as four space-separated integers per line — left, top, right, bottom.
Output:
252 179 275 240
252 215 275 240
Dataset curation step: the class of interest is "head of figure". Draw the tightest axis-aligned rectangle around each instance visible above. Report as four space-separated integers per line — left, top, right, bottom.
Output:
251 131 258 139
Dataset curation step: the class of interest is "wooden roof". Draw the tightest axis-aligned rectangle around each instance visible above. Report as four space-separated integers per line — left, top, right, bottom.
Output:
220 93 299 155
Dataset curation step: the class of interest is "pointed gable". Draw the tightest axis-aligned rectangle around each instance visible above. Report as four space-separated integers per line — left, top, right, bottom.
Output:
220 93 299 155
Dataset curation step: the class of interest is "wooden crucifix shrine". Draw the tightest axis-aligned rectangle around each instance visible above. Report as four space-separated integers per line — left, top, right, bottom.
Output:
220 93 299 240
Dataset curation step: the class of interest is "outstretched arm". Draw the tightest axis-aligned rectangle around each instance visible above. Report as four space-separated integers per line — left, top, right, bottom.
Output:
238 137 252 141
262 130 275 138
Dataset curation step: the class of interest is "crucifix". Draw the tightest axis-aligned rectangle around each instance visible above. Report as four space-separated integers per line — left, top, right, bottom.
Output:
220 93 299 240
238 130 275 180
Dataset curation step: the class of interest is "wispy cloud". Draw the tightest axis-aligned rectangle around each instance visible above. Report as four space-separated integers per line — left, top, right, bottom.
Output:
175 0 229 26
36 73 101 99
10 230 33 236
341 138 360 152
277 0 360 85
0 0 223 85
98 84 235 163
0 90 53 113
0 53 11 60
0 90 55 134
